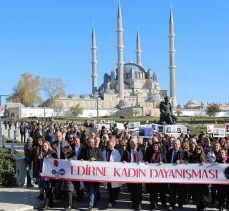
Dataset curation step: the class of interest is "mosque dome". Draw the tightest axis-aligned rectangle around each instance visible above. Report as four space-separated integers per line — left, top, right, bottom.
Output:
186 100 200 105
104 88 114 94
123 63 146 73
185 100 200 108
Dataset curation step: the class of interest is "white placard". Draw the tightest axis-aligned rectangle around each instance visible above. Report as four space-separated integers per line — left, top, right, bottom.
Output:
207 125 215 134
213 128 226 138
225 123 229 135
128 122 141 129
116 122 125 130
94 123 110 130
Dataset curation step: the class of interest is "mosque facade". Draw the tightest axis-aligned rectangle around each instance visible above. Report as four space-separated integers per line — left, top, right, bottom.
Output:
55 2 177 116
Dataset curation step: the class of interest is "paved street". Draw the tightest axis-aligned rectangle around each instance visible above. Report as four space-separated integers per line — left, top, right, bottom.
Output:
0 185 219 211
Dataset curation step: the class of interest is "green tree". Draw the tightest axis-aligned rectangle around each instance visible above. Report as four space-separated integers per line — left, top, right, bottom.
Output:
8 73 42 106
70 104 83 117
206 103 221 117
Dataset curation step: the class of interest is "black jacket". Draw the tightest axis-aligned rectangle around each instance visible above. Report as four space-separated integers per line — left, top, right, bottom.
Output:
78 146 102 161
166 148 188 164
144 145 167 163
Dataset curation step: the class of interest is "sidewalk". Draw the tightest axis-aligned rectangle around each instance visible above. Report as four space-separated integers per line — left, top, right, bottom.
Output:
0 186 42 211
0 185 219 211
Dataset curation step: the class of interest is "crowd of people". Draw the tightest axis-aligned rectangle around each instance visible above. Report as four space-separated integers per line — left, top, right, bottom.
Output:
20 120 229 211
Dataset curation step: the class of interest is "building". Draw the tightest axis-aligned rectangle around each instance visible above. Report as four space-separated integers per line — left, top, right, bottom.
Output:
54 2 177 116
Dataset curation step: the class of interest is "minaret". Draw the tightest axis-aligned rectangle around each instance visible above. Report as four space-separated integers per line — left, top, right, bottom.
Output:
169 5 177 108
91 28 97 94
117 1 124 99
136 30 142 65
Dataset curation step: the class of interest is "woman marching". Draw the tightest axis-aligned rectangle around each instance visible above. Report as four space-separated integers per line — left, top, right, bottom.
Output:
39 141 57 209
60 146 75 210
144 141 167 211
189 145 207 211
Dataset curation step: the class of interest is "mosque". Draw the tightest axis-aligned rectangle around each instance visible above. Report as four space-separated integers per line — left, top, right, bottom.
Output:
54 2 177 116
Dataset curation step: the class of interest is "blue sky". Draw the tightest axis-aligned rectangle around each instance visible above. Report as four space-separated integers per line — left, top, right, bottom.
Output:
0 0 228 106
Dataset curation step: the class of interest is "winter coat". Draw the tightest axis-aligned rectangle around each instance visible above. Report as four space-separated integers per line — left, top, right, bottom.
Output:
102 149 122 189
122 148 143 163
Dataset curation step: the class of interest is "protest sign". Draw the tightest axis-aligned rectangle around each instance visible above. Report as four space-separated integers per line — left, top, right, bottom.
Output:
128 122 141 129
207 125 215 134
225 123 229 135
116 122 125 130
95 123 110 130
139 127 153 138
213 128 226 138
176 125 188 134
165 125 177 134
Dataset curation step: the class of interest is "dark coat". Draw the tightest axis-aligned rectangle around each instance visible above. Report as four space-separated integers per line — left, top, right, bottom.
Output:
78 146 102 161
166 148 188 164
122 148 143 163
31 145 43 178
144 146 166 163
77 146 102 187
19 125 26 134
51 140 66 159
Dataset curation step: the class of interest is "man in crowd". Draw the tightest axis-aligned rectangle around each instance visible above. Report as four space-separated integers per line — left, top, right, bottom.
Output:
19 122 27 143
102 138 121 208
122 137 144 211
166 138 188 210
24 137 34 187
78 137 102 210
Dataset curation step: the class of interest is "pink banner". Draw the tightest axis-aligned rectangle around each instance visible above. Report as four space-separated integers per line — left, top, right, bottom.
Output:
42 159 229 184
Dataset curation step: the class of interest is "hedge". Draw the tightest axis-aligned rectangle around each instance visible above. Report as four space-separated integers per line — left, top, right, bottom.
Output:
0 147 23 187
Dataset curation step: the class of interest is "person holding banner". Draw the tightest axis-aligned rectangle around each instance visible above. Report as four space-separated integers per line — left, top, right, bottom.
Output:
215 149 229 211
60 146 75 210
166 138 188 210
189 145 207 211
144 142 167 210
51 132 66 159
32 136 45 200
40 141 57 209
122 137 143 211
78 137 102 211
207 142 221 204
71 136 84 201
102 139 121 208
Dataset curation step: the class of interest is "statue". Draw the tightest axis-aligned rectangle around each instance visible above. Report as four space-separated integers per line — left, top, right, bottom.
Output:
159 96 177 125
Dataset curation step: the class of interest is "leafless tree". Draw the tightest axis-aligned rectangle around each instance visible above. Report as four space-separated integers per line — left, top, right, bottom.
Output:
41 78 65 108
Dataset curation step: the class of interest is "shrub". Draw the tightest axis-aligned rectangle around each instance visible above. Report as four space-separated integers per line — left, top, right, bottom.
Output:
0 147 23 187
